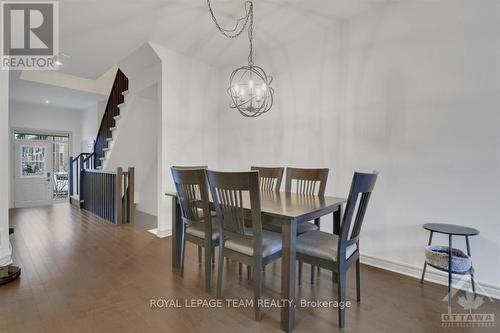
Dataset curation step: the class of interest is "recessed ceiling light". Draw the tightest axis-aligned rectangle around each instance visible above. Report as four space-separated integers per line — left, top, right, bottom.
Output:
55 60 63 66
45 100 49 104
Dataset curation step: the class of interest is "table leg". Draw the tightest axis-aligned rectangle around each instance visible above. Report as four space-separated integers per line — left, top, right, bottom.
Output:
420 231 433 283
465 236 476 296
448 234 453 312
465 235 471 256
281 219 297 332
171 196 182 269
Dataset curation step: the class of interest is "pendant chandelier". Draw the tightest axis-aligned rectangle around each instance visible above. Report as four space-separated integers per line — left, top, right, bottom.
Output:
207 0 274 118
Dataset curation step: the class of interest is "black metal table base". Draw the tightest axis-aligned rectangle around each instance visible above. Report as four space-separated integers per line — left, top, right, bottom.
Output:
420 223 479 309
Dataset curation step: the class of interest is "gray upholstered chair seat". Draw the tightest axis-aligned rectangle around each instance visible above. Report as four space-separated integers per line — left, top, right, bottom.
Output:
296 231 357 261
297 222 319 234
186 222 219 240
225 230 282 257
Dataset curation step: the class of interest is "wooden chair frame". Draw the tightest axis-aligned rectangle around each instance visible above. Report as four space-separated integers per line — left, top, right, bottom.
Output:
286 167 329 282
295 172 377 328
207 170 282 321
171 166 216 293
251 166 284 191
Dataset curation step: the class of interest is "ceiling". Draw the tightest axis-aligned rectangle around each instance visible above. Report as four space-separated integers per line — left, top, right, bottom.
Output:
10 0 388 110
58 0 389 79
9 72 107 110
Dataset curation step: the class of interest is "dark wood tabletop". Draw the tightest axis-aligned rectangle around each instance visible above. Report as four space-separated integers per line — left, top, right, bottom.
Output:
422 223 479 236
166 191 346 221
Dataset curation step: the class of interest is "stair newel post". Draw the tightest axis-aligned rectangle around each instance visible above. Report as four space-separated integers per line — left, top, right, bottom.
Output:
69 156 73 198
128 167 135 224
79 168 85 209
116 167 123 224
79 154 84 171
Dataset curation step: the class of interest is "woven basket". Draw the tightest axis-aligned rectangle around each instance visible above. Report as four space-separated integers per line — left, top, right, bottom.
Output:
425 245 472 273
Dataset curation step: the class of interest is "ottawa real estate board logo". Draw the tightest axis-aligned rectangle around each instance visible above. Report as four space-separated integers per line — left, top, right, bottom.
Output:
441 276 495 328
1 1 59 70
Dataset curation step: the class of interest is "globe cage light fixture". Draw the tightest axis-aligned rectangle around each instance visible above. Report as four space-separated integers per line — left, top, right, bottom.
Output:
207 0 274 117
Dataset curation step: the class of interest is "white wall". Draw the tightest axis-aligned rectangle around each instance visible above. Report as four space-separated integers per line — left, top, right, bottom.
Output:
217 22 342 208
0 70 12 267
9 101 83 155
151 43 220 234
103 45 163 218
80 100 106 153
338 0 500 291
105 89 159 216
215 1 500 292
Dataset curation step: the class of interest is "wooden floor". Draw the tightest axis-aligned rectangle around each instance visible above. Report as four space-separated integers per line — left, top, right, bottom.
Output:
1 204 498 333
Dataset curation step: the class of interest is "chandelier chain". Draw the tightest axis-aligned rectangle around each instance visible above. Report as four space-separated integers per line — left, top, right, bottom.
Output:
207 0 254 66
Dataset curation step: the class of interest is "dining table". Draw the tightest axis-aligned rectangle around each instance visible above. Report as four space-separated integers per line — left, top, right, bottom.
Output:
166 190 346 332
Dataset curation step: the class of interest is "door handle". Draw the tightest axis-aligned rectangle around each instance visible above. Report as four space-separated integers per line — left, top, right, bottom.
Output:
47 179 51 182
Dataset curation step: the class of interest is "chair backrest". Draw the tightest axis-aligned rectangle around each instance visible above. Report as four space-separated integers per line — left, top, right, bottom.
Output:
172 165 208 170
285 167 329 195
338 172 378 260
251 166 284 191
170 167 211 227
206 170 262 255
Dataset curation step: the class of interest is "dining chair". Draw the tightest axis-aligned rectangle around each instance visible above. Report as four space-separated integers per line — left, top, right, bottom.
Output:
286 167 329 282
206 170 282 321
295 172 378 328
170 167 218 292
233 166 284 278
251 166 284 191
172 165 214 264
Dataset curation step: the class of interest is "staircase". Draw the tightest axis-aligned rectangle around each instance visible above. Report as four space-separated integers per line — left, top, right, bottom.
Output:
68 69 135 224
93 69 129 169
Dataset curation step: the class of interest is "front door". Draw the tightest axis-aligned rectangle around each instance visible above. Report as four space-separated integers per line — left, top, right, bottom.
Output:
14 140 53 207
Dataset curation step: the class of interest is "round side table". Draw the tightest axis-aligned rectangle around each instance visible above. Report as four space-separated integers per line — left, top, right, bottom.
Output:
420 223 479 307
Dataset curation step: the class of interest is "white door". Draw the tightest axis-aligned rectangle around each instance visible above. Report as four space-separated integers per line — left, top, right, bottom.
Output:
14 140 53 207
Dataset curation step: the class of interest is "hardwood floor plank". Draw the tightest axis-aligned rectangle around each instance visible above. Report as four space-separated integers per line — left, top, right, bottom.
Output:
1 203 497 333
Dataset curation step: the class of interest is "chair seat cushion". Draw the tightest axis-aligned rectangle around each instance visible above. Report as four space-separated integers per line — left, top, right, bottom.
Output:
225 230 282 257
297 222 319 234
296 231 357 261
186 222 219 241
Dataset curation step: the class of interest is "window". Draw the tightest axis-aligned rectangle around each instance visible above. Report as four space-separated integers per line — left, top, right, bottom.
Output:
21 146 46 177
14 132 69 142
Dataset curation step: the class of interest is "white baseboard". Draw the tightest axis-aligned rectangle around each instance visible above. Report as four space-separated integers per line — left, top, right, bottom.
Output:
361 254 500 300
148 228 172 238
